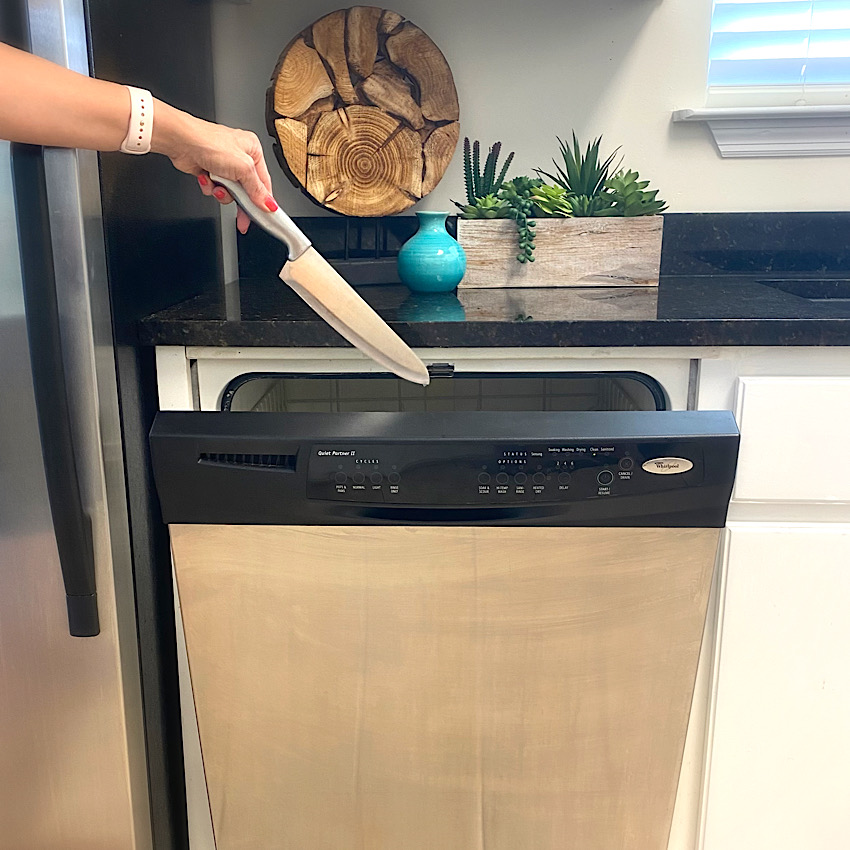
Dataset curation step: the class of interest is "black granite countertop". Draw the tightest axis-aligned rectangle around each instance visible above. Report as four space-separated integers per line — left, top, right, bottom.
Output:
138 213 850 348
138 274 850 348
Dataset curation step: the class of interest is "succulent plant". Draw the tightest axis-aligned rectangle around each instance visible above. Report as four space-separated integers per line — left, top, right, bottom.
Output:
455 132 665 268
537 133 621 217
457 193 512 219
603 169 667 217
498 177 542 263
460 138 515 206
565 192 616 217
530 183 573 218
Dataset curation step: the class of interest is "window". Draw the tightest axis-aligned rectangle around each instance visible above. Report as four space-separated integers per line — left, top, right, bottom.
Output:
708 1 850 105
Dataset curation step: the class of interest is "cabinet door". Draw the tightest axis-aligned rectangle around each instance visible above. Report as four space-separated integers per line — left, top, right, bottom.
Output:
732 377 850 503
702 524 850 850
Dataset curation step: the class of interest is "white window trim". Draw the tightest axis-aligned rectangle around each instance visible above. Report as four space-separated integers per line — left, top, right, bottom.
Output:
671 106 850 158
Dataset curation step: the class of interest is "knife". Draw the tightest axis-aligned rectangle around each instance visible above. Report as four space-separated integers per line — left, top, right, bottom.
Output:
209 175 430 386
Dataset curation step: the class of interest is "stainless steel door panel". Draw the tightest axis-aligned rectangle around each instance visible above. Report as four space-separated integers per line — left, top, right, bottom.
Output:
27 0 152 840
0 140 145 848
0 0 151 840
172 523 720 850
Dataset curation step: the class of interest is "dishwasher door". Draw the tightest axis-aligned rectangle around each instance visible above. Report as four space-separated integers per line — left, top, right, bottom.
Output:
151 411 739 850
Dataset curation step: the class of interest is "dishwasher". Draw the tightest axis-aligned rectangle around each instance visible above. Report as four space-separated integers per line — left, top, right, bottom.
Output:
151 382 738 850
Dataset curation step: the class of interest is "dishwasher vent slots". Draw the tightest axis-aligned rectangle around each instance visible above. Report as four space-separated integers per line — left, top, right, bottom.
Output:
198 452 297 471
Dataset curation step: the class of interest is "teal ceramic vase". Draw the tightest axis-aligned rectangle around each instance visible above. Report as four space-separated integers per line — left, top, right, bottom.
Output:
397 211 466 293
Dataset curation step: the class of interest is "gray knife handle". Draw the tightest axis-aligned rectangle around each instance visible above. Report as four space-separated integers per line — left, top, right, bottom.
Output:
209 174 311 260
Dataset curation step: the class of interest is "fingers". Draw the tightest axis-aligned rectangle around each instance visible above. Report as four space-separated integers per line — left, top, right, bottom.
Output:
252 143 274 196
237 156 278 213
201 172 235 207
196 173 215 196
190 127 278 234
211 184 233 205
204 178 248 233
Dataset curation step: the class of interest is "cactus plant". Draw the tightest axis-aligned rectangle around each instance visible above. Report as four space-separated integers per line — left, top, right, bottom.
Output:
459 138 515 207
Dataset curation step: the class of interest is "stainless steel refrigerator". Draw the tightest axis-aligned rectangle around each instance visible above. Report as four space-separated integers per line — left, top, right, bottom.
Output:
0 1 221 847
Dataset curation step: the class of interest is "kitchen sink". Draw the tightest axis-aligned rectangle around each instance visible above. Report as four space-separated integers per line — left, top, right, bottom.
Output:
759 278 850 302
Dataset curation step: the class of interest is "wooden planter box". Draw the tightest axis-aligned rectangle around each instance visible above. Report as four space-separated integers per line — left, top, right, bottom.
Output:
456 216 663 289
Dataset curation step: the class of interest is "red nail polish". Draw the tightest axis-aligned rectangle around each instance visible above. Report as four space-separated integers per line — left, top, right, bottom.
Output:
265 196 279 212
197 174 209 187
213 188 226 200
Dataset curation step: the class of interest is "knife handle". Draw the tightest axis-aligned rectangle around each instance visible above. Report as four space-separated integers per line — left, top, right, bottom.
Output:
208 174 311 260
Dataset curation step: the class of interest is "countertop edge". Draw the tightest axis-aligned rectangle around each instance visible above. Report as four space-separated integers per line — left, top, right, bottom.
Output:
138 317 850 349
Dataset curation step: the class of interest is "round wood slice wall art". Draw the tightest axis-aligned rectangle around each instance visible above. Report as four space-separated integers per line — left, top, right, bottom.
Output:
266 6 459 216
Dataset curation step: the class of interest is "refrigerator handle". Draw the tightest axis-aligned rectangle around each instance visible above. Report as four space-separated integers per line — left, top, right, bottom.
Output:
11 142 99 637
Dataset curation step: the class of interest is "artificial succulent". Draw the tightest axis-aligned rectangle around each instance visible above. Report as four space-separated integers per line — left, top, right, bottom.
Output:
456 132 665 267
537 133 620 217
604 169 667 216
457 193 512 219
499 177 542 263
457 138 515 209
529 183 573 218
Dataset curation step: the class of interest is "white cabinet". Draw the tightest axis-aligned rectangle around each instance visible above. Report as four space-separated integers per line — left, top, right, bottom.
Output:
732 377 850 503
702 524 850 850
696 350 850 849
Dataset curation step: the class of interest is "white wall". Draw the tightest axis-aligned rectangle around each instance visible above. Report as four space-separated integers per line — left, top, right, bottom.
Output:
211 0 849 215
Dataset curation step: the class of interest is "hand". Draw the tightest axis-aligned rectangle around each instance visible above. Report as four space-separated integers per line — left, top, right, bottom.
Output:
152 105 277 234
0 43 277 233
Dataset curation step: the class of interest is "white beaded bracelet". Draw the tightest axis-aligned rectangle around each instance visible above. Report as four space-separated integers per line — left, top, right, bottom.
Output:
120 86 153 154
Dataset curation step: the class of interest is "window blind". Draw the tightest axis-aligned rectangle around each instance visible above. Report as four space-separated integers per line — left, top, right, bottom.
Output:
709 0 850 88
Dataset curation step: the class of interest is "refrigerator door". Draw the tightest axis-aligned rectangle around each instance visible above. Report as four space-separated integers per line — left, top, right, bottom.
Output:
0 2 151 847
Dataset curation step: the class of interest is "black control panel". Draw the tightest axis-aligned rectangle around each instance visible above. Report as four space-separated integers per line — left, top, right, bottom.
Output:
307 441 704 505
151 411 739 527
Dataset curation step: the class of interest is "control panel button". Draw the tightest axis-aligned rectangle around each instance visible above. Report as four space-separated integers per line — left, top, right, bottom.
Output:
478 472 491 485
533 472 546 485
618 457 634 471
514 472 527 484
352 471 366 485
387 472 401 485
333 472 347 484
496 472 509 485
370 472 383 484
597 470 614 485
558 472 571 485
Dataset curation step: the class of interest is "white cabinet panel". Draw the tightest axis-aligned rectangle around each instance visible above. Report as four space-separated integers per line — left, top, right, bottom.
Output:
702 524 850 850
733 377 850 502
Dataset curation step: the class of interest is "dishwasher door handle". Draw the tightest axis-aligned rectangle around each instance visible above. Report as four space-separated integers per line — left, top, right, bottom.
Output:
333 504 566 524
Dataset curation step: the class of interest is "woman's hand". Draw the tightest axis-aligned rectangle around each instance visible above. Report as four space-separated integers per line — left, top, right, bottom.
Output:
0 43 278 233
151 103 277 234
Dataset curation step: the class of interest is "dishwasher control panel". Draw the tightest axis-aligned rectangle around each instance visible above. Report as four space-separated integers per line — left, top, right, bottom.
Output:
307 442 704 505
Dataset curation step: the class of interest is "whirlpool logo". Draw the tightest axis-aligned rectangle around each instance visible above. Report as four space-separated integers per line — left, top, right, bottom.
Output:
641 457 694 475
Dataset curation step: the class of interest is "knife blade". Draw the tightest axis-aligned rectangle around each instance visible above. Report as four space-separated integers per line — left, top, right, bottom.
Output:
209 175 430 386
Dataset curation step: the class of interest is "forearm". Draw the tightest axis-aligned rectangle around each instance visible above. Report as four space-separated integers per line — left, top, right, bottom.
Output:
0 41 275 232
0 42 131 150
